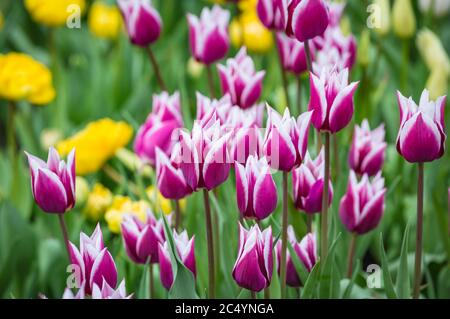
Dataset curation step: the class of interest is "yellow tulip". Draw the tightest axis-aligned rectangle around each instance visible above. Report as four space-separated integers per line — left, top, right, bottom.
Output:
146 186 186 216
416 28 450 75
426 69 449 100
0 53 55 105
372 0 391 36
25 0 86 27
84 183 113 221
57 118 133 175
88 1 122 40
230 13 273 54
104 196 148 234
392 0 416 39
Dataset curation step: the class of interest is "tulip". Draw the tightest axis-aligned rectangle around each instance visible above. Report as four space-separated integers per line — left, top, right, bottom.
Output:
121 210 165 264
232 224 273 292
187 5 230 65
196 92 232 124
218 47 265 109
276 227 317 287
118 0 162 47
392 0 416 39
276 32 313 75
426 69 449 101
416 29 450 75
285 0 330 42
396 89 446 163
419 0 450 17
349 120 387 176
308 67 359 133
63 280 132 299
256 0 288 31
292 148 333 214
235 156 277 220
26 147 76 214
327 1 345 27
372 0 391 36
158 230 196 290
339 172 386 235
134 92 183 166
69 224 118 295
263 106 312 172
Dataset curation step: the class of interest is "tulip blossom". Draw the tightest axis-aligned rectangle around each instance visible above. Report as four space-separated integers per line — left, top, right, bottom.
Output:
158 230 196 290
69 224 118 295
118 0 162 47
308 66 359 133
292 148 333 214
235 156 278 220
327 1 345 27
339 172 386 235
134 92 183 166
196 92 232 124
187 5 230 65
396 89 446 163
286 0 330 42
276 33 314 75
349 120 387 176
63 280 132 299
232 224 273 292
256 0 288 31
316 27 357 70
218 47 265 109
25 147 76 214
263 106 312 172
121 211 165 264
276 227 317 287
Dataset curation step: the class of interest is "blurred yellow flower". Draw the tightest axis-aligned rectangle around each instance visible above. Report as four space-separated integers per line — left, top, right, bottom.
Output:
358 29 371 67
426 69 449 100
25 0 86 27
84 183 113 221
75 176 90 206
88 1 122 40
373 0 391 36
416 28 450 75
57 118 133 175
187 57 204 79
104 196 148 234
392 0 416 39
230 13 273 54
146 186 186 216
0 53 55 105
40 128 62 150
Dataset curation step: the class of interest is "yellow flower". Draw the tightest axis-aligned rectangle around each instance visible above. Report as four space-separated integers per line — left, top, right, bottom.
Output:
392 0 416 39
25 0 86 27
416 28 450 75
372 0 391 36
0 53 55 105
187 57 204 79
230 13 273 54
84 183 113 221
104 196 148 234
146 186 186 215
88 2 122 40
57 118 133 175
426 69 449 100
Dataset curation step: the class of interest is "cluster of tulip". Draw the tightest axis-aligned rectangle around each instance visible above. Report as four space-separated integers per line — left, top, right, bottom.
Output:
22 0 447 299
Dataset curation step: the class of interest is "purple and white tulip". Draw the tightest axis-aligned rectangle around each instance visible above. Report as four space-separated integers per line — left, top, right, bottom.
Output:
286 0 330 42
235 156 278 220
121 211 165 264
256 0 288 31
196 92 233 124
218 47 265 109
276 227 317 287
276 32 314 75
292 148 333 214
263 106 312 172
63 280 132 299
118 0 162 47
396 89 446 163
68 224 118 295
308 66 359 133
187 5 230 65
25 147 76 214
339 172 386 235
134 91 183 166
349 120 387 176
232 224 273 292
158 230 196 290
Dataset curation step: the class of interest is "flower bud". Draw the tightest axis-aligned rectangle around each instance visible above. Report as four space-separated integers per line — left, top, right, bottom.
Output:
392 0 416 39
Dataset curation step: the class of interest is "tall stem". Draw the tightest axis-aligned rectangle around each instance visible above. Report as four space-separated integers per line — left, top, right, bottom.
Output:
146 46 167 91
275 35 290 108
320 133 330 260
149 263 154 299
346 233 357 278
7 101 16 160
333 134 340 181
297 76 302 115
206 64 216 98
174 200 181 230
304 40 313 73
306 214 313 233
58 214 71 261
251 290 257 299
413 163 424 299
280 172 289 298
203 189 216 299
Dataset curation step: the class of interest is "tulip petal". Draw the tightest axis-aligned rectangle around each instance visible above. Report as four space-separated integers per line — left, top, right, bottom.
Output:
308 73 327 130
329 81 359 133
158 243 174 290
203 134 231 190
253 169 277 220
34 168 68 213
90 248 118 293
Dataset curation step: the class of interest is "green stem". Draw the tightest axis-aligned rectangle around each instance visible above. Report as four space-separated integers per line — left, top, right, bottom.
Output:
203 189 216 299
413 163 424 299
304 40 313 73
206 64 216 98
251 290 257 299
280 172 288 298
58 214 71 262
346 233 357 278
146 46 167 91
306 214 313 233
320 133 330 261
174 200 181 230
149 263 154 299
297 75 302 115
7 101 16 161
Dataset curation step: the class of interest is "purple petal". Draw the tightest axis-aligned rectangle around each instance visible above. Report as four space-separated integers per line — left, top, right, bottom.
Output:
158 243 174 290
34 168 68 214
329 81 359 133
89 248 118 294
292 0 329 42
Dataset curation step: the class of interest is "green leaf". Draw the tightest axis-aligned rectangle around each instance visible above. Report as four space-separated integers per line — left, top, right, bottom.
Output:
342 259 361 299
301 261 321 299
318 233 342 298
287 240 309 285
396 225 411 299
379 233 398 299
137 264 150 299
161 216 199 299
